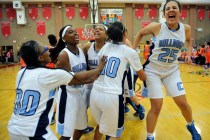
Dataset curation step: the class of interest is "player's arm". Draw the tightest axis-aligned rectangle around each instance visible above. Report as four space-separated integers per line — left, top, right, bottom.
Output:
133 22 160 50
68 56 107 85
184 24 192 63
56 50 71 71
136 69 146 81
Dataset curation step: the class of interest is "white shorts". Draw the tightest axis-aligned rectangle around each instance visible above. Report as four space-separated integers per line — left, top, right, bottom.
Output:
145 68 185 98
84 84 93 107
9 129 57 140
90 88 124 137
124 67 135 97
56 86 87 137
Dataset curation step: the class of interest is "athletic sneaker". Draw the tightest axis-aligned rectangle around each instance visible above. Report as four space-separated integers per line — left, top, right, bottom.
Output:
137 105 145 120
82 126 94 134
186 121 202 140
106 135 111 140
133 111 139 117
124 105 130 113
146 137 154 140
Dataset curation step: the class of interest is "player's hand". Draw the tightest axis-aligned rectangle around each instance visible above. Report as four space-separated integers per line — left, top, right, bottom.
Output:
98 56 107 71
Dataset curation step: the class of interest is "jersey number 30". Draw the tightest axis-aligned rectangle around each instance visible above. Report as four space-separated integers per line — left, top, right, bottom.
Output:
14 89 40 116
101 57 120 78
158 48 179 63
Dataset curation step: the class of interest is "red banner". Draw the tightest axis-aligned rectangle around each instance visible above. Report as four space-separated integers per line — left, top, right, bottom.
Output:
76 28 94 41
29 4 38 20
36 21 46 37
181 5 187 20
197 6 205 20
142 20 150 28
1 22 11 38
135 4 144 20
66 4 75 20
6 4 16 21
79 4 88 20
148 5 157 19
42 4 51 20
0 5 2 20
208 9 210 19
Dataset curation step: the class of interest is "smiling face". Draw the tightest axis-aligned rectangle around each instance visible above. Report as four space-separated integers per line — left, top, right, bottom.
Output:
163 1 181 27
63 27 79 45
93 25 107 41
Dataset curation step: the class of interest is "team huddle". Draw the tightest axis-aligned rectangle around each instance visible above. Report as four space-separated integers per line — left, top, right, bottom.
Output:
7 1 202 140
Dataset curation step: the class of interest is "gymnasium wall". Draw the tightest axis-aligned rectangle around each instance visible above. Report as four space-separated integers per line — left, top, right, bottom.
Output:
0 2 210 62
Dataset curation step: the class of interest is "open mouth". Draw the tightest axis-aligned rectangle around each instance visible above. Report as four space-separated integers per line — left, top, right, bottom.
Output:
169 15 175 20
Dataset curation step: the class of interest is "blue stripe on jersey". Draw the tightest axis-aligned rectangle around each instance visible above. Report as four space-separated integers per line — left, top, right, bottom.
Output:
116 94 124 137
127 68 135 97
127 67 133 90
57 85 67 135
33 98 54 138
49 89 56 98
121 70 128 95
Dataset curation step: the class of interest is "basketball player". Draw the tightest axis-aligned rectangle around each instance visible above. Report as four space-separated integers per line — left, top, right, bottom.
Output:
133 0 201 140
90 21 146 140
55 25 90 140
7 40 106 140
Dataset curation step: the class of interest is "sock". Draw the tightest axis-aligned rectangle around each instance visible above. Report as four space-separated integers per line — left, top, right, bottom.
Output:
147 132 154 138
187 121 194 126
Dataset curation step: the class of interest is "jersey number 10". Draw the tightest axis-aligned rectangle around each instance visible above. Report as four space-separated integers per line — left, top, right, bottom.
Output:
101 57 120 78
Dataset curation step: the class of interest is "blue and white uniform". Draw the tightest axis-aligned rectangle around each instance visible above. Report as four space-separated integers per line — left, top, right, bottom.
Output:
85 42 99 106
56 47 87 137
90 42 143 137
144 22 186 98
8 67 73 140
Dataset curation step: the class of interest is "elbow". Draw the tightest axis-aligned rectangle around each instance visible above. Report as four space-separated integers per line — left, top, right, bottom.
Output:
140 75 147 81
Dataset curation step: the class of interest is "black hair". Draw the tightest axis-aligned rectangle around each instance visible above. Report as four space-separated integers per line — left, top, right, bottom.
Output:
49 25 72 62
146 41 150 45
207 42 210 46
48 34 57 47
20 40 40 67
163 0 181 13
106 21 125 44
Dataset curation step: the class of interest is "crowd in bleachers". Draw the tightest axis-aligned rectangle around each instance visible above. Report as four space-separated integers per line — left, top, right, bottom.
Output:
178 42 210 68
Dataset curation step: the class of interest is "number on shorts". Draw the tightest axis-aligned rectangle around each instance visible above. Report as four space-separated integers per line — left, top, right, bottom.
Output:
14 89 40 116
101 57 120 78
158 48 179 63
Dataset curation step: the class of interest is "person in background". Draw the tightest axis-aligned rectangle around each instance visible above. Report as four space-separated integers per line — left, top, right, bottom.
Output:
143 41 150 61
133 0 201 140
205 42 210 68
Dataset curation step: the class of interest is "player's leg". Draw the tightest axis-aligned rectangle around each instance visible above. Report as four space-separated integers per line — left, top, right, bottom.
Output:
126 67 145 119
163 69 201 140
145 72 163 140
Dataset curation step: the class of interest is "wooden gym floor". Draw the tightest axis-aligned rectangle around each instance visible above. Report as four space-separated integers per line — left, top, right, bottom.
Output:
0 63 209 140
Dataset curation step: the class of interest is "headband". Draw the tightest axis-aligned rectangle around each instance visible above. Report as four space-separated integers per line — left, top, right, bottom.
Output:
62 26 71 41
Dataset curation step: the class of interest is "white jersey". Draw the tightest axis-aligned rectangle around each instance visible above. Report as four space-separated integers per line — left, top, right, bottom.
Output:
63 47 87 91
87 42 99 70
8 67 73 137
93 42 143 95
145 22 186 75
